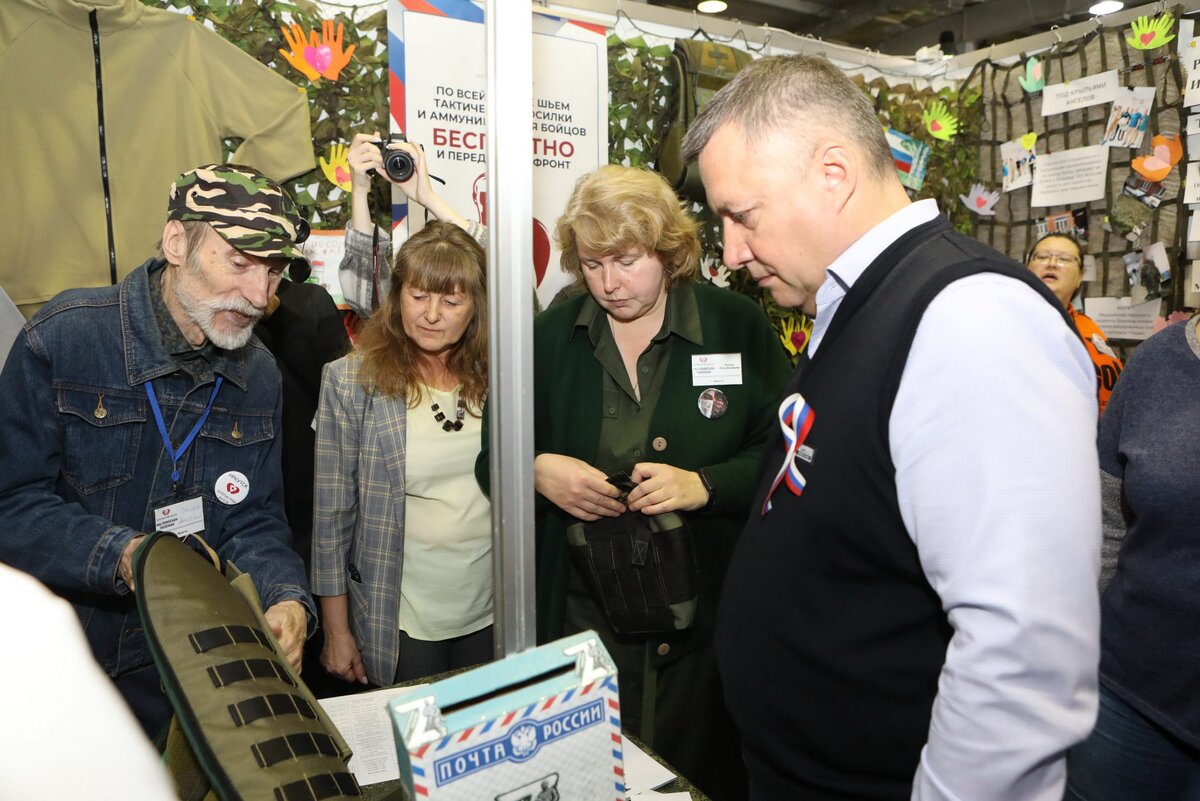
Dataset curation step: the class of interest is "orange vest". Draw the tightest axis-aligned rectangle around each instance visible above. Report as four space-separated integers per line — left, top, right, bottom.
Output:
1070 305 1123 415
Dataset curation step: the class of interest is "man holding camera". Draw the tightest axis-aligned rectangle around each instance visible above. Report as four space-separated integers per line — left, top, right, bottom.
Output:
0 164 316 737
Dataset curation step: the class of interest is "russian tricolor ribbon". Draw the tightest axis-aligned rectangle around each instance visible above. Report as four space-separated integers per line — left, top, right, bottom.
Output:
761 392 815 515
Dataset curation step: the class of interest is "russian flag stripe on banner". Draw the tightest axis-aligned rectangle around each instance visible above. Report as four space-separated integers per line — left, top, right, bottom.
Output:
401 0 484 21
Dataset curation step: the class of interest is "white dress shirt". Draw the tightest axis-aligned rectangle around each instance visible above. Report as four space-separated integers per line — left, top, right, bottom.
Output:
810 200 1101 801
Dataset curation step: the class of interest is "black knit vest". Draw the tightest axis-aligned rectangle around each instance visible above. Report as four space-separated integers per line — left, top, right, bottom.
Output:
715 217 1070 801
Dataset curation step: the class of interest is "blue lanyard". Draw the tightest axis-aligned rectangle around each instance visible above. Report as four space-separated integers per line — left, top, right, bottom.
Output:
144 377 223 487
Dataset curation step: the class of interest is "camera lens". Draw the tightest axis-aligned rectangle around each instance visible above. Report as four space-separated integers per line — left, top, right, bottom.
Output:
384 150 415 182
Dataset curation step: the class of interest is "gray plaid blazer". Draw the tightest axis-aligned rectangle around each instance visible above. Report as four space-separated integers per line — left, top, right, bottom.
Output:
312 353 407 686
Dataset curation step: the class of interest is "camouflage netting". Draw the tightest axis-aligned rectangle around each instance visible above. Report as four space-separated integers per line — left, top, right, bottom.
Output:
959 8 1187 319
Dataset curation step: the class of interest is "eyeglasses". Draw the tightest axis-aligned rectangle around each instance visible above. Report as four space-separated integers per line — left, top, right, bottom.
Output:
1029 252 1080 267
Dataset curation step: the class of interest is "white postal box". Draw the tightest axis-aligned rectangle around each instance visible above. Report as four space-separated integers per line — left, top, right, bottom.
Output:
389 631 624 801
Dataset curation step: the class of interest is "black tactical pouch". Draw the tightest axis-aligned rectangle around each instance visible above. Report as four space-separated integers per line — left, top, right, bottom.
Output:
565 510 699 636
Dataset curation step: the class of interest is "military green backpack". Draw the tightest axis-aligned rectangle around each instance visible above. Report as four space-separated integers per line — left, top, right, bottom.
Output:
657 39 754 204
133 533 402 801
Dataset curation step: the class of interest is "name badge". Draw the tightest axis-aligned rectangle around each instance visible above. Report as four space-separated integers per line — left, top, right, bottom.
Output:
691 353 743 386
153 497 205 537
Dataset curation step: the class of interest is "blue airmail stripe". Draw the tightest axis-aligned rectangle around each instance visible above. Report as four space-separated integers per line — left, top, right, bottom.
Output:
432 698 606 786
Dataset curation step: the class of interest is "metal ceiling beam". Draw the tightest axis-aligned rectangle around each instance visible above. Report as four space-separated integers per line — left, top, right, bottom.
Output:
810 0 961 40
542 0 939 74
737 0 832 15
880 0 1097 55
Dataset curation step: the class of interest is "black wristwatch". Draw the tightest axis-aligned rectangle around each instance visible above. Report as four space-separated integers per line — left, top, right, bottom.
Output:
697 468 717 512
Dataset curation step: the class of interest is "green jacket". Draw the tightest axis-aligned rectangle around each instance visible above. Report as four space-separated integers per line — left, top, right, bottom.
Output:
478 281 791 666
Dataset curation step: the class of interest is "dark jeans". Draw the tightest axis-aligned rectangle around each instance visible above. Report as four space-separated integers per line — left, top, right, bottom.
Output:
113 663 173 743
1065 684 1200 801
564 569 748 801
393 626 494 683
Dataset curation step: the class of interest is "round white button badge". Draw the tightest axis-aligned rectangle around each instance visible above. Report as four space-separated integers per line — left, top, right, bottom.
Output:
215 471 249 505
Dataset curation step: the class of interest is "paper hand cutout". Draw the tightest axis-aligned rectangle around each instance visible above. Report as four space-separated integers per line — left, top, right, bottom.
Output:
1132 133 1183 182
279 20 356 82
1126 13 1175 50
279 23 321 82
317 19 356 81
703 258 731 289
1018 58 1044 93
779 313 813 357
320 143 352 191
923 100 959 141
959 183 1000 216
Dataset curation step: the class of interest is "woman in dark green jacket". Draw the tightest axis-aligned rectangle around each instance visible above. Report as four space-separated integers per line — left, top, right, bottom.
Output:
478 165 790 801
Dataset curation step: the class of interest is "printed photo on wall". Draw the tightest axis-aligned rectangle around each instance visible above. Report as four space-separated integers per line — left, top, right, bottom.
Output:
1000 136 1037 192
1100 87 1156 148
1033 207 1089 240
1123 173 1168 209
884 128 931 191
1106 194 1153 243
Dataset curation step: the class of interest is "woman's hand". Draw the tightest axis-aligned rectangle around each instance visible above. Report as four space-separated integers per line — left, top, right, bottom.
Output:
627 462 709 514
347 132 386 192
321 628 368 685
386 138 435 206
347 132 467 234
347 132 434 201
534 453 625 521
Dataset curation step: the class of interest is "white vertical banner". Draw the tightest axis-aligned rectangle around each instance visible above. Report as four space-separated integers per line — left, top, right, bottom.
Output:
401 9 608 306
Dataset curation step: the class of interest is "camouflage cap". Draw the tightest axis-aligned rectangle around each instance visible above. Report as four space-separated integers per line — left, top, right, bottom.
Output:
166 164 312 283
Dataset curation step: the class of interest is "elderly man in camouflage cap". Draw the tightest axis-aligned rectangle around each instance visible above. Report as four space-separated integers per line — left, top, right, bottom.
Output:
0 164 317 738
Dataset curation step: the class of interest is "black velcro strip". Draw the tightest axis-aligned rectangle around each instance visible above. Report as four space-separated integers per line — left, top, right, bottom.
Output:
273 772 362 800
208 658 297 689
335 773 361 795
251 733 339 768
189 624 269 654
228 693 317 727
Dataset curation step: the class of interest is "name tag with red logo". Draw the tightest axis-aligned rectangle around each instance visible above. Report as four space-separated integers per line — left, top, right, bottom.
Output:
691 352 743 385
215 471 250 506
153 497 205 537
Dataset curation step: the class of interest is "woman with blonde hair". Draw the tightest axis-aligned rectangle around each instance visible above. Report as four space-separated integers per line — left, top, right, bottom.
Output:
314 220 492 685
478 165 790 800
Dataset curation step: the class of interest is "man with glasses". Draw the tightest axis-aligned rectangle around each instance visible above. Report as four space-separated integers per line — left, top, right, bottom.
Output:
0 164 316 738
1026 232 1123 414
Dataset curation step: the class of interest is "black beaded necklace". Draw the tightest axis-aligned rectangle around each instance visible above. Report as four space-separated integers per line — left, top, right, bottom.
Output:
431 396 466 432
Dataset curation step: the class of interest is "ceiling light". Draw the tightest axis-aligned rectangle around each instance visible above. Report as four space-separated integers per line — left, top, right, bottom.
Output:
697 0 727 13
1088 1 1124 14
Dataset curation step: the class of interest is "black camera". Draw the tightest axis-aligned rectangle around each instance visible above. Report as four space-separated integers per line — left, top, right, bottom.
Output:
375 133 415 183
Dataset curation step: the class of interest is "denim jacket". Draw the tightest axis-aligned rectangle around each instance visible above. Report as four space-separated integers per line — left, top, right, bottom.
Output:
0 259 314 676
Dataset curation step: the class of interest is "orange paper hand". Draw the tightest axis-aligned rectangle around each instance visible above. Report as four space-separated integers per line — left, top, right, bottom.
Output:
319 19 356 81
279 23 321 82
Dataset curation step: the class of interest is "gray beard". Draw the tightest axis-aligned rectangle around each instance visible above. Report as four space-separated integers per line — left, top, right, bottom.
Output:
171 275 261 351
